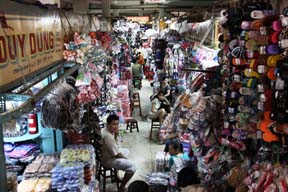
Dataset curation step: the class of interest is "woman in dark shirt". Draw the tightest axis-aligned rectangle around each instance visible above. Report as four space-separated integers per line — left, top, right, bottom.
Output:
160 77 172 103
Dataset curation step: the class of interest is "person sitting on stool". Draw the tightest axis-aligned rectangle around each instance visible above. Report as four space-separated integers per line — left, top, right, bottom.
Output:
148 91 170 124
101 114 136 192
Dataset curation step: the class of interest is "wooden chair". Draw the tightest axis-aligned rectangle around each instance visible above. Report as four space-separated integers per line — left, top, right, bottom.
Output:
97 162 120 192
130 92 142 116
126 118 139 132
95 147 120 192
150 118 161 140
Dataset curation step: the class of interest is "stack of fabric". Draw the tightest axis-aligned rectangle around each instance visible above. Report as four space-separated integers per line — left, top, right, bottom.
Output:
5 142 40 165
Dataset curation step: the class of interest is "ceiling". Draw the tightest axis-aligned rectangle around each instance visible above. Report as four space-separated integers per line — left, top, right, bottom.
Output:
60 0 232 17
13 0 234 19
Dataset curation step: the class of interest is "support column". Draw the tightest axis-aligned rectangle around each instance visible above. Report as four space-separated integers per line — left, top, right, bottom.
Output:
159 8 165 18
102 0 111 18
0 125 8 192
73 0 89 14
113 9 119 17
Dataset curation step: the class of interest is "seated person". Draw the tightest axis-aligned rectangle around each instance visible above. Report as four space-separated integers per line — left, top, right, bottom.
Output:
101 114 136 192
168 141 190 188
160 77 172 103
148 91 170 124
168 141 190 172
178 167 207 192
128 180 150 192
161 116 189 153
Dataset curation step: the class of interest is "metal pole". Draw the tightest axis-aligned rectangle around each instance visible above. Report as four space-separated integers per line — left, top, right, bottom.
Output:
200 19 214 47
0 124 8 192
0 64 79 124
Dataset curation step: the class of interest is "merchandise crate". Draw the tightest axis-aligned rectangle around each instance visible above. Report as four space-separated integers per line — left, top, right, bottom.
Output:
0 94 31 113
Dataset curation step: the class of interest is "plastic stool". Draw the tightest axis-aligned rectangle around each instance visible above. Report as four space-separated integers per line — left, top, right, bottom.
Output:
131 92 142 116
126 118 139 132
150 118 161 140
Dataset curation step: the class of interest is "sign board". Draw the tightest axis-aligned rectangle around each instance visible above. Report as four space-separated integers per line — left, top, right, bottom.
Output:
0 14 63 89
144 0 166 4
126 16 150 23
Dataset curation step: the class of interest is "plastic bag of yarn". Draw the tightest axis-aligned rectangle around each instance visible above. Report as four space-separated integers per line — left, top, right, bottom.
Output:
41 82 79 131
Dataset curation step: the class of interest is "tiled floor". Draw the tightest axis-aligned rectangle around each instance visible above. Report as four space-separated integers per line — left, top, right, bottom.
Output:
103 79 164 192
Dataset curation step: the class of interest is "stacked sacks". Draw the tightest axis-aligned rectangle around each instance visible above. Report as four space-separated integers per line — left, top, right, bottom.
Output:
51 163 84 192
18 177 52 192
60 145 96 185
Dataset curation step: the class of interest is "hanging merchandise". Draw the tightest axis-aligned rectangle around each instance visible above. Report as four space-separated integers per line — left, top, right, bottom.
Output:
63 33 92 64
111 35 132 81
95 31 113 50
154 39 168 70
163 45 185 78
161 29 182 43
158 89 226 189
240 162 288 191
115 81 131 119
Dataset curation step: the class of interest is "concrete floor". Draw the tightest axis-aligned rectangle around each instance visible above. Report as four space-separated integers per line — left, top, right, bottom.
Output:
103 79 164 192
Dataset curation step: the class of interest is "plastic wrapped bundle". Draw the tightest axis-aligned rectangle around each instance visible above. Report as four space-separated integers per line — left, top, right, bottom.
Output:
146 172 169 192
155 152 170 172
34 178 51 192
61 145 96 184
24 163 41 178
51 163 84 192
60 144 95 167
17 179 38 192
41 82 80 131
38 163 55 177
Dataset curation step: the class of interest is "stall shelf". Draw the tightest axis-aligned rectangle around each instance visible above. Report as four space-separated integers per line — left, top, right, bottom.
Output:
0 63 79 191
3 132 42 143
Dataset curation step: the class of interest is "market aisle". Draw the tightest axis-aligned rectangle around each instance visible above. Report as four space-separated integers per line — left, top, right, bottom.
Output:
105 79 164 191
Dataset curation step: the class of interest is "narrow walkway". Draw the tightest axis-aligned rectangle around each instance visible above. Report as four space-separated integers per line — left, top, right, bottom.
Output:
105 79 163 191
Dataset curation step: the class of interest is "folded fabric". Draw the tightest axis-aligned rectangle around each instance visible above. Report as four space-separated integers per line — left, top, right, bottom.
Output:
4 143 15 152
8 143 39 159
